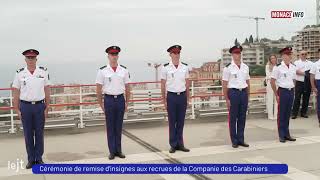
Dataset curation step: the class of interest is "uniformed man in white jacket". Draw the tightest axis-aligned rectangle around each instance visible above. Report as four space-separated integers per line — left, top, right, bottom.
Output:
291 50 313 119
270 47 297 143
96 46 131 160
12 49 51 169
161 45 190 153
222 45 250 148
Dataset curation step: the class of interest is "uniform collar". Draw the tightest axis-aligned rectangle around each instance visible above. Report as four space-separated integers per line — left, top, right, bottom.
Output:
25 66 38 75
107 64 120 72
231 59 243 68
169 61 181 68
281 61 292 68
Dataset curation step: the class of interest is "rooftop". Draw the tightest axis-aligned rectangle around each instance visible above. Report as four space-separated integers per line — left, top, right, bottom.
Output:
0 115 320 180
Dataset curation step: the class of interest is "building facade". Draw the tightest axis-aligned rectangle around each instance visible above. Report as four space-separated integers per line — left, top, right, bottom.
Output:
221 44 264 67
293 25 320 61
221 36 293 67
189 62 220 79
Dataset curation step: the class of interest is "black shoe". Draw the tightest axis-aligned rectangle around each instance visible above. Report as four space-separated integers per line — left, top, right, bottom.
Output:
238 142 249 147
301 114 308 118
232 144 239 148
279 139 286 143
177 146 190 152
108 154 115 160
291 116 297 119
169 147 176 153
25 162 34 169
116 152 126 158
285 136 296 141
35 160 44 164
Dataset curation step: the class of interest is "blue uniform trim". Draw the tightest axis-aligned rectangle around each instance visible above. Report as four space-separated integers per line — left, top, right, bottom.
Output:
39 66 47 71
100 65 107 70
120 65 127 69
16 68 24 73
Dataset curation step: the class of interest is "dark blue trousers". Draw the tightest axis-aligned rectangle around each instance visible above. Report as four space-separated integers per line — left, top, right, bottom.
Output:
167 92 187 148
292 81 311 116
277 88 294 139
104 94 125 154
20 101 45 163
316 80 320 123
228 88 248 145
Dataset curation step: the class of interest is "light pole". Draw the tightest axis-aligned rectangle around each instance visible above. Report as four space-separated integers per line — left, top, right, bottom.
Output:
147 63 162 88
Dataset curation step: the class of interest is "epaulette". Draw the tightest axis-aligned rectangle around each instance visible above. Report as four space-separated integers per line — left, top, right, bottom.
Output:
16 68 24 73
181 62 188 66
291 62 296 66
163 63 169 67
225 63 231 67
39 66 47 71
276 63 281 66
100 65 107 70
120 65 127 69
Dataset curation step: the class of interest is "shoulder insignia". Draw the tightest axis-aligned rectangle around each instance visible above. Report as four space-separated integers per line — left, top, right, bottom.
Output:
276 63 281 66
39 66 47 71
163 63 169 67
225 63 231 67
120 65 127 69
291 62 296 66
100 65 107 70
181 62 188 66
16 68 24 73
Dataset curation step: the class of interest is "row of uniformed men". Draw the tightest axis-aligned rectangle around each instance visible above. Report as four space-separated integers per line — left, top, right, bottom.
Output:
290 50 320 123
12 45 190 169
12 45 320 170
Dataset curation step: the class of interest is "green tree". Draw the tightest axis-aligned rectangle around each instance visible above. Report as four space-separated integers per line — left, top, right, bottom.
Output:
249 65 265 76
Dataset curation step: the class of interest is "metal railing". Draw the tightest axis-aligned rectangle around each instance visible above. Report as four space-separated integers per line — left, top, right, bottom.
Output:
0 77 283 134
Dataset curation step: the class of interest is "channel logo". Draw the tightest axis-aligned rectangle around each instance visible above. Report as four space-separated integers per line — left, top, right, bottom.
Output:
271 11 304 18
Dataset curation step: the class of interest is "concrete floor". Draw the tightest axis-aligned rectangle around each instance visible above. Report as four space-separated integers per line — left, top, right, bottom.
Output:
0 115 320 180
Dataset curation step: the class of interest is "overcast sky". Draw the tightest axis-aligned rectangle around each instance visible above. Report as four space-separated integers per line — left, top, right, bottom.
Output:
0 0 316 86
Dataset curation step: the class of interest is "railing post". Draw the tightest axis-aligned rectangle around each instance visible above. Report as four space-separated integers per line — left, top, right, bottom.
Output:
191 80 195 120
148 91 152 111
79 86 84 128
9 90 16 133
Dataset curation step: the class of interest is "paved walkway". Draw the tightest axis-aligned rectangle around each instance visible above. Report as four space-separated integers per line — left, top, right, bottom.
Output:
0 115 319 180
